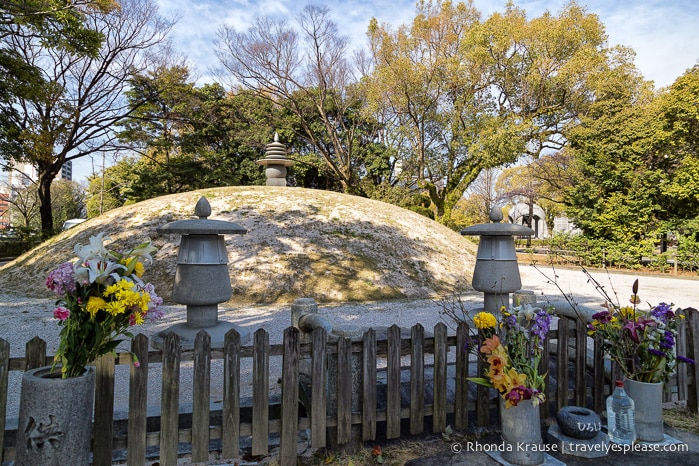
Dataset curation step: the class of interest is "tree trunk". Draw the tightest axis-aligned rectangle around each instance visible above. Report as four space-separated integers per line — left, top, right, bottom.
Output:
526 200 534 248
37 166 60 237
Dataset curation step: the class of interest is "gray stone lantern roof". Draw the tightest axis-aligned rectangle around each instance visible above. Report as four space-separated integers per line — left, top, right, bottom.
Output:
461 206 534 237
156 197 247 236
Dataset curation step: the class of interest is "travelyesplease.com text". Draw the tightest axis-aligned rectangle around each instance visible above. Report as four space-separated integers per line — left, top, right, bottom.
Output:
450 441 688 455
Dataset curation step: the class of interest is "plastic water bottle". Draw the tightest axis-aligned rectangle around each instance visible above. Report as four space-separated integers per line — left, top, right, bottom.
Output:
606 380 636 444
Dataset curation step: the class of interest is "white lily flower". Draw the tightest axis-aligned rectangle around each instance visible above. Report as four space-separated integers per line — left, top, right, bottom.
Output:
74 233 111 262
74 259 125 286
128 240 158 265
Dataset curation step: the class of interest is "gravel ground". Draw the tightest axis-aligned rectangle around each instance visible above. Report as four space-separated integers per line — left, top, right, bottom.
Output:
2 265 697 428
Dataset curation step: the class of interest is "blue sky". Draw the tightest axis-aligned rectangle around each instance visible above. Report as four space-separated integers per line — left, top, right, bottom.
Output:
74 0 699 182
156 0 699 88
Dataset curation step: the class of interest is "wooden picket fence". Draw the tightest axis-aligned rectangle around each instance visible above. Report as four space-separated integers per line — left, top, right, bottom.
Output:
2 309 699 465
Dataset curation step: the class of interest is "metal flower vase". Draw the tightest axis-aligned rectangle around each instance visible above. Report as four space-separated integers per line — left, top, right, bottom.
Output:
624 379 664 442
499 397 545 465
16 366 95 465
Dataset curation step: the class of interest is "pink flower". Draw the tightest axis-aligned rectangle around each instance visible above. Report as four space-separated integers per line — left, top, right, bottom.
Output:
53 306 70 321
133 361 141 368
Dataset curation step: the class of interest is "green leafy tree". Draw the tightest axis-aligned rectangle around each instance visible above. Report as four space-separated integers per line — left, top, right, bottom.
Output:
564 66 699 262
0 0 173 235
51 179 84 227
85 155 139 215
1 1 115 103
116 69 284 202
366 1 633 224
366 0 499 223
656 65 699 221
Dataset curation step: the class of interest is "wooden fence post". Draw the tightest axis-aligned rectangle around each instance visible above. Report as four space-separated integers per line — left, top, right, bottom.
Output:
386 325 401 439
432 323 447 433
476 329 489 427
24 336 46 370
575 320 587 407
92 354 115 466
161 332 181 466
685 308 699 413
312 327 328 447
252 328 270 456
410 324 424 435
592 334 605 413
540 328 551 420
192 331 212 463
336 336 352 444
0 338 9 465
222 329 241 460
362 328 376 442
279 328 300 466
557 318 570 411
127 334 149 465
455 322 469 430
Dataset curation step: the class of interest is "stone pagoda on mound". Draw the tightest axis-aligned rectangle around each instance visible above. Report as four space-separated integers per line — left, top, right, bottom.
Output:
256 132 295 186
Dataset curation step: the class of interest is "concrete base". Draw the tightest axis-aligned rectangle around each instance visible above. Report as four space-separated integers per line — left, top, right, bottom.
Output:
486 449 565 466
636 432 684 446
151 321 251 349
548 424 608 458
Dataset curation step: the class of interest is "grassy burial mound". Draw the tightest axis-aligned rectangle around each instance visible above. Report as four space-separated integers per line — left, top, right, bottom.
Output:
0 186 476 304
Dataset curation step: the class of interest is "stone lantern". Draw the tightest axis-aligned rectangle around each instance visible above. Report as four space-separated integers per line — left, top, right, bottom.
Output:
461 207 534 313
256 132 295 186
153 196 249 348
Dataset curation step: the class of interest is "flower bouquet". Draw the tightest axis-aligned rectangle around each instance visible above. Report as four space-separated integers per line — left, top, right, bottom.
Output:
467 304 553 408
45 233 164 378
586 278 694 383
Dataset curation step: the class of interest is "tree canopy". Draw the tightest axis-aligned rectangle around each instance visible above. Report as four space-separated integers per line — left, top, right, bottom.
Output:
0 0 172 235
364 0 637 225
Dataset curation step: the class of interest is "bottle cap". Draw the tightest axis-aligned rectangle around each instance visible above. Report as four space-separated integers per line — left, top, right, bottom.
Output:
615 380 624 387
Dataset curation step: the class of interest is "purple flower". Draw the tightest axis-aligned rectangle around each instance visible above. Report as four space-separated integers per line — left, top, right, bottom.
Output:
505 385 534 406
648 348 666 357
46 262 76 296
677 355 696 365
659 330 675 350
592 310 612 323
531 310 552 340
464 336 479 353
651 303 675 323
623 317 655 343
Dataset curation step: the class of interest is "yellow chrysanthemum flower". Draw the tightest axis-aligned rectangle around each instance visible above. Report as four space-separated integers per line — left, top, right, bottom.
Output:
86 296 107 317
131 312 144 325
137 293 151 311
474 312 497 330
105 300 127 316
